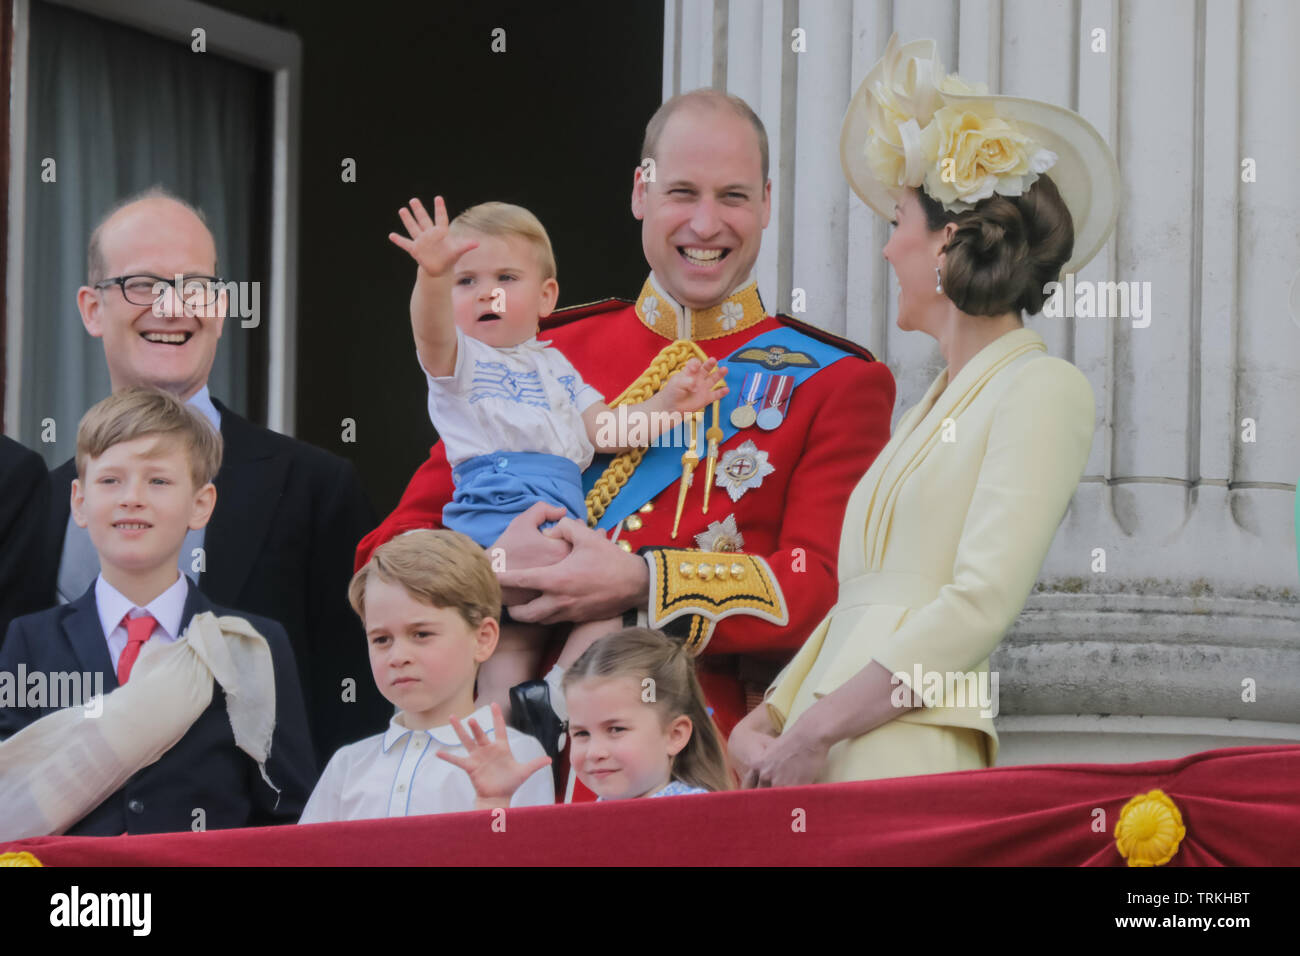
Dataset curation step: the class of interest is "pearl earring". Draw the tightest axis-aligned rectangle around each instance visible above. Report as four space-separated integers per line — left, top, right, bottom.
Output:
935 264 943 294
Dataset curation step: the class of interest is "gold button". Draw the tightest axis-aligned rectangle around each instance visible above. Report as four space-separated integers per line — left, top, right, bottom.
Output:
639 503 654 514
679 562 695 578
698 563 714 581
617 540 632 552
730 562 746 579
624 515 643 532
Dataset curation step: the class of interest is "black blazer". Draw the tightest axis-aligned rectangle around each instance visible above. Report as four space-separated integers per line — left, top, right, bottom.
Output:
0 436 50 637
0 578 316 835
41 398 391 767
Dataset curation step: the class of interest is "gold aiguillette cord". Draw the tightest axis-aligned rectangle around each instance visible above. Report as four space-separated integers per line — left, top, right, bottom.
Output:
702 396 722 513
671 411 701 539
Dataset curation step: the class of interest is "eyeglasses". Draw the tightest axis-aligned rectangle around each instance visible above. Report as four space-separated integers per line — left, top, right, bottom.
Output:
94 274 225 308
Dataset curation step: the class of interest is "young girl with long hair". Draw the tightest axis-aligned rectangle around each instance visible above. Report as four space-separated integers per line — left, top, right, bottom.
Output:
438 628 730 804
561 627 730 798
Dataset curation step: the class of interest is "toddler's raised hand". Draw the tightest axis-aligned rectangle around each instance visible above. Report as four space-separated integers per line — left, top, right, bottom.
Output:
436 702 551 809
388 196 479 278
662 357 729 413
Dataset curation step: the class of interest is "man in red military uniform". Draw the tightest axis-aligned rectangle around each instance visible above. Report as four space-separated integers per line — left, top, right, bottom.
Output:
357 90 895 784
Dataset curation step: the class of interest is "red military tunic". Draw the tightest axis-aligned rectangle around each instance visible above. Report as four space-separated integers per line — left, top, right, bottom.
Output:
356 276 895 742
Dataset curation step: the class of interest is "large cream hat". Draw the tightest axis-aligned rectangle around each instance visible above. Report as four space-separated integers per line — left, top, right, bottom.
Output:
840 33 1120 276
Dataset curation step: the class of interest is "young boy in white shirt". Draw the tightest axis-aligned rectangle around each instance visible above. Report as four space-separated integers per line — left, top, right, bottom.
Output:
299 530 555 821
387 198 728 720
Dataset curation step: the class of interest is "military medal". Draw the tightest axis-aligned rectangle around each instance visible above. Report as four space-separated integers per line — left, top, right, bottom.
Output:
716 439 775 502
730 404 758 429
695 513 745 552
729 372 764 429
756 375 793 430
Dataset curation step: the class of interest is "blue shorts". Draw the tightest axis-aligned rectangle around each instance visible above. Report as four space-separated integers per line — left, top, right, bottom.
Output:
443 451 586 549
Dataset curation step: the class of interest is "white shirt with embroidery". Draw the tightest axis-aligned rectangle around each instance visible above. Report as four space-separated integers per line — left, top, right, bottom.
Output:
298 705 554 823
423 328 604 469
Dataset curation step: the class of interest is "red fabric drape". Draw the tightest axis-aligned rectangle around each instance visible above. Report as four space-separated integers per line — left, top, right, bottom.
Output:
4 745 1296 866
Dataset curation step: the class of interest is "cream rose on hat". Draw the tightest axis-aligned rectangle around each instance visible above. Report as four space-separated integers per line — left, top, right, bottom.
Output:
858 34 1056 211
842 32 1120 275
919 106 1057 207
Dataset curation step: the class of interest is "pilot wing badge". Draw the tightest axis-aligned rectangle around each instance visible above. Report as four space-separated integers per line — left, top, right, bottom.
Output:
731 344 820 372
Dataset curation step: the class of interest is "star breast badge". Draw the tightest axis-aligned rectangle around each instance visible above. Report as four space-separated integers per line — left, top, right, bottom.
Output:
716 440 775 502
695 513 745 552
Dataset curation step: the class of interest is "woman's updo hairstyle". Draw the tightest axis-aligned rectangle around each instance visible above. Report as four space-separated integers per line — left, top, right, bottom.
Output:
921 173 1074 316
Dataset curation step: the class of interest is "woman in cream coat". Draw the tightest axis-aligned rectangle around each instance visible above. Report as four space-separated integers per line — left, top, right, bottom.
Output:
728 34 1119 787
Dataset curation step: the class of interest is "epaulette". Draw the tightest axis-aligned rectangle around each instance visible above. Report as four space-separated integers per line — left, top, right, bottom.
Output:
774 312 880 363
541 297 634 333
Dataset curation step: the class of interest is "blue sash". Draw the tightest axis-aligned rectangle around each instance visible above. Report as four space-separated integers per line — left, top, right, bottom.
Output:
581 326 853 530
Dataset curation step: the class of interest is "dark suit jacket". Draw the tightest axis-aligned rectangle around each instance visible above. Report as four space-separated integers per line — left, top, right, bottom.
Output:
0 436 50 638
41 398 390 767
0 578 316 835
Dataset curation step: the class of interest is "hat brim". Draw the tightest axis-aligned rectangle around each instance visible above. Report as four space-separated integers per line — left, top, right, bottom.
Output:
841 84 1120 277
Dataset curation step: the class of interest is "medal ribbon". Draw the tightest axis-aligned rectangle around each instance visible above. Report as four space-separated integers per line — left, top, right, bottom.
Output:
762 376 793 414
741 372 766 408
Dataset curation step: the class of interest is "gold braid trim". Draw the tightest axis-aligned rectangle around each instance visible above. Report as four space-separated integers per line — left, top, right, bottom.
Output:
585 339 708 526
644 549 789 657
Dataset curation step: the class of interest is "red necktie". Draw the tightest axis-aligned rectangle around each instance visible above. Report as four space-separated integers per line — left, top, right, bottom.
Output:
117 613 158 685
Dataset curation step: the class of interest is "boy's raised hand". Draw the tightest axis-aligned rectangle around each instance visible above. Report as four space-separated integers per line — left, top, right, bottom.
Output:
662 357 729 413
388 196 479 279
436 702 551 809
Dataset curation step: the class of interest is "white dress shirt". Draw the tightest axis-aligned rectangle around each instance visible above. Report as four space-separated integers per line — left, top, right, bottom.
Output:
423 328 603 469
95 571 190 673
185 385 222 431
298 705 554 823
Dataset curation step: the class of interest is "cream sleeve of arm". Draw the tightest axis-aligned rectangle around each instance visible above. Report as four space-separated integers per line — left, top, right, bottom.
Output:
872 358 1096 679
423 327 478 430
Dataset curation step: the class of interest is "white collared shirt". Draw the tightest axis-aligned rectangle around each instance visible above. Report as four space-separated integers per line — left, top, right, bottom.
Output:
95 571 190 673
186 385 222 431
423 328 603 469
298 705 554 823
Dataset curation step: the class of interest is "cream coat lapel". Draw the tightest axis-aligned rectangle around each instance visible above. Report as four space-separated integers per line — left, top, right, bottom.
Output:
860 329 1047 568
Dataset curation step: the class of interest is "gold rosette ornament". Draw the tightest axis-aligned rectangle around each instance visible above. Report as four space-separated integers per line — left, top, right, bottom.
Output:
1114 789 1186 867
0 851 44 866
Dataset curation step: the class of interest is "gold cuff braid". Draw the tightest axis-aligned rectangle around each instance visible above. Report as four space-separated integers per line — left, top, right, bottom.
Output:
645 549 788 655
584 340 709 527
